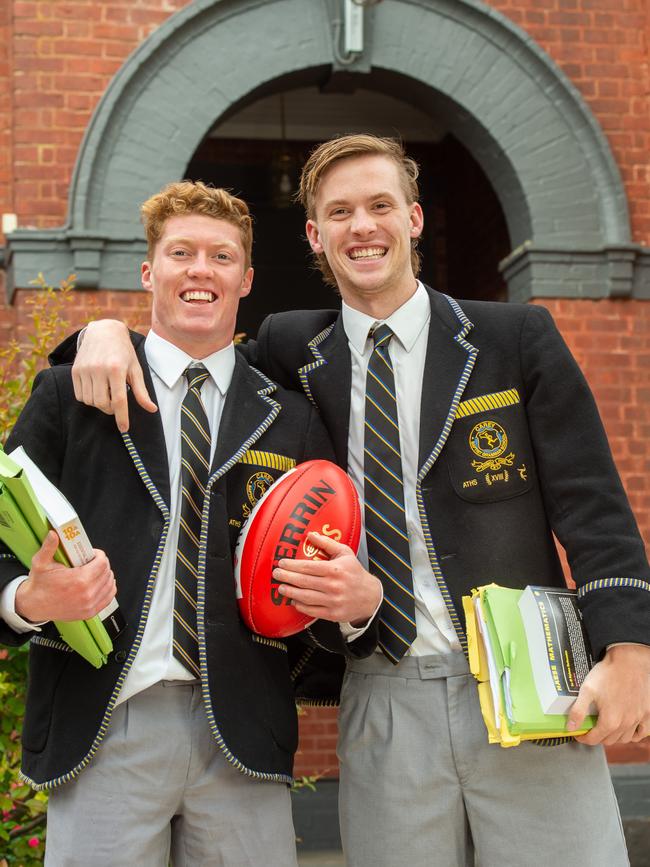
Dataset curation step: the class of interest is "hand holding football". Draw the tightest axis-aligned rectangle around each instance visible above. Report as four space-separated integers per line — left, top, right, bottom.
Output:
234 460 361 637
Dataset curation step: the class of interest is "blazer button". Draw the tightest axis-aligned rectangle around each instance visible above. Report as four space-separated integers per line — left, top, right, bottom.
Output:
114 650 127 663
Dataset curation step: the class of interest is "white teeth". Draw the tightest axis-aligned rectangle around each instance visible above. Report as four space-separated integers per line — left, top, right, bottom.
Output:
181 290 215 302
348 247 386 260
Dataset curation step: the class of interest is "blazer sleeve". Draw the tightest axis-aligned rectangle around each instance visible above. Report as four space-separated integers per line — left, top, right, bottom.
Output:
248 315 302 391
48 328 145 367
0 367 66 646
48 331 82 366
520 304 650 657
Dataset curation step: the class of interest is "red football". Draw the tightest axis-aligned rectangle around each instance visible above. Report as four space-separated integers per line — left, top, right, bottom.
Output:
234 459 361 638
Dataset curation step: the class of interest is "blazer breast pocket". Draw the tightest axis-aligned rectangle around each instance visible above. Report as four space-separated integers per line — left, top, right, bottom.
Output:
446 390 534 503
227 450 297 534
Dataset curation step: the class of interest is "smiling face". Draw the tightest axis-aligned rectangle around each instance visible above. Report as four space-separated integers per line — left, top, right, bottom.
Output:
141 213 253 358
306 154 423 316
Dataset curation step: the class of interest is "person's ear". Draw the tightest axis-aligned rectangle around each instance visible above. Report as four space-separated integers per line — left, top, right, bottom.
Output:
306 220 323 254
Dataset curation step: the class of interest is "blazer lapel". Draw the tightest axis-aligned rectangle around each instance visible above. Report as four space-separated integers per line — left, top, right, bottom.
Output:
418 289 478 478
296 315 351 467
122 338 171 511
210 354 281 480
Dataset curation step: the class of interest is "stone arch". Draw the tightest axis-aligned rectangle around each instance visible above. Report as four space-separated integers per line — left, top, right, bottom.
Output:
10 0 646 299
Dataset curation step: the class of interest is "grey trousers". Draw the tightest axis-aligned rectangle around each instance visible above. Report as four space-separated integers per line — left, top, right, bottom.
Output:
45 681 298 866
338 653 628 867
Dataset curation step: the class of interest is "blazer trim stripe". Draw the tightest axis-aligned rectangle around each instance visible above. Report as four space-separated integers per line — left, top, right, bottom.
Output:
297 324 336 406
251 634 288 652
197 385 293 783
238 450 296 472
29 636 73 653
20 433 171 792
291 649 338 709
455 388 521 418
577 577 650 597
296 697 339 708
417 295 479 653
305 626 337 654
291 646 315 682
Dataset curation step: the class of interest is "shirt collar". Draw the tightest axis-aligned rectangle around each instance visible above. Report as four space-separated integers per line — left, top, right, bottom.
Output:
144 329 236 396
341 281 431 354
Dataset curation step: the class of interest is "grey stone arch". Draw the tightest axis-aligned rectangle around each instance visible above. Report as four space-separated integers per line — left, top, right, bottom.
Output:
6 0 649 299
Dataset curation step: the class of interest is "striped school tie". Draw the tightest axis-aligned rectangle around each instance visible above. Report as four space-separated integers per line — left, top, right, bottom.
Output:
173 364 211 677
364 324 417 663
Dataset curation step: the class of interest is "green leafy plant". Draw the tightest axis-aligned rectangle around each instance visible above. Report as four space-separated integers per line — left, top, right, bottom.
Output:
0 274 77 442
0 274 79 864
0 647 46 865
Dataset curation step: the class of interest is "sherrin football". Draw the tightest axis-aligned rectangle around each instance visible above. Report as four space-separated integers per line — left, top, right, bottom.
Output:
234 460 361 638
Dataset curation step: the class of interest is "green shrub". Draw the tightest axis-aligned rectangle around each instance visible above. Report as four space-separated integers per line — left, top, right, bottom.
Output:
0 274 77 865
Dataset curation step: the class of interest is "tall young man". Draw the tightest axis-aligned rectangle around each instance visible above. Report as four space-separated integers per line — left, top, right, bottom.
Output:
0 181 377 866
52 138 650 866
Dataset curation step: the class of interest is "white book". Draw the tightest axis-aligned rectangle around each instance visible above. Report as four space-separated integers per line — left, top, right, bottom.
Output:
8 446 120 627
9 446 94 566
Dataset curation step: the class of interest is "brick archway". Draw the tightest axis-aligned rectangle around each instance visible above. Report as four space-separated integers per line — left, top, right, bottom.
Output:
7 0 647 299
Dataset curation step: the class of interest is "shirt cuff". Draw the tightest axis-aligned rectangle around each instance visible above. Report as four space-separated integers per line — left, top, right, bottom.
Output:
606 643 646 649
339 590 384 643
0 577 44 633
76 326 87 351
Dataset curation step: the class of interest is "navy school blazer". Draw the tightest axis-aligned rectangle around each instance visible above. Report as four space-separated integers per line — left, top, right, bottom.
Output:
0 339 374 789
246 287 650 658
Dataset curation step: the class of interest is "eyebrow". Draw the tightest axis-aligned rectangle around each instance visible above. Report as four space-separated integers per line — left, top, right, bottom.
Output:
164 236 240 250
321 191 397 209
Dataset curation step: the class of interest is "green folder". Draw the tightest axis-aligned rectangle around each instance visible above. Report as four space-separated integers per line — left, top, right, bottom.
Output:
480 586 596 735
0 448 111 668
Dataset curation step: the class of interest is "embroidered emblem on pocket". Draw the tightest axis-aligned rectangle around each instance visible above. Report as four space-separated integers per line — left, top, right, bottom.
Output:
242 471 276 519
246 472 275 506
469 420 515 473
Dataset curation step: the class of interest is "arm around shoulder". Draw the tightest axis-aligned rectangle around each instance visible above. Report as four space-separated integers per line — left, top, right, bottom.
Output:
54 319 156 432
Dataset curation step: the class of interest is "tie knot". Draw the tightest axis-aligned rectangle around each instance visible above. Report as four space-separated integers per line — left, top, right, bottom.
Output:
184 364 209 391
371 323 393 349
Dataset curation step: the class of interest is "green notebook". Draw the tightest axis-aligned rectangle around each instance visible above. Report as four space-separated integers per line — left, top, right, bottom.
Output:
0 446 115 668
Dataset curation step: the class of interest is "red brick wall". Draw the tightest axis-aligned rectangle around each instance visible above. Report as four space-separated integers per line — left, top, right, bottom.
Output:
493 0 650 245
295 707 339 780
0 0 191 242
534 297 650 767
11 287 150 340
0 1 649 243
537 298 650 550
0 1 12 238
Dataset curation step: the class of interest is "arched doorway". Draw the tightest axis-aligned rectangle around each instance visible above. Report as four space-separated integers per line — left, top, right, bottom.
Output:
7 0 638 302
185 77 511 335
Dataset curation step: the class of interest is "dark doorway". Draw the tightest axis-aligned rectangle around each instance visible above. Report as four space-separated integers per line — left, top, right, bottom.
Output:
186 133 510 339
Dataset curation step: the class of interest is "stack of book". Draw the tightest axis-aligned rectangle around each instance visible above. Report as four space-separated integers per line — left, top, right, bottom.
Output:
0 445 124 668
463 584 597 746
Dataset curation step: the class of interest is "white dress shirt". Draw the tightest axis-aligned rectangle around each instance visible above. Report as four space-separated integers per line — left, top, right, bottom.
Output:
0 329 236 704
342 282 462 656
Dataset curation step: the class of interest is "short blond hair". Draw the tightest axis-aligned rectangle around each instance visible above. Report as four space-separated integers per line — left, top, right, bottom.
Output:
297 134 421 287
141 180 253 268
